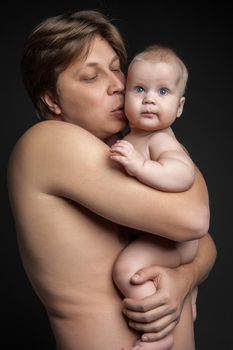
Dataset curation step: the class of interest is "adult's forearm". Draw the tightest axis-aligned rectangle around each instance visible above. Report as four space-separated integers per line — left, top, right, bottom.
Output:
177 233 217 293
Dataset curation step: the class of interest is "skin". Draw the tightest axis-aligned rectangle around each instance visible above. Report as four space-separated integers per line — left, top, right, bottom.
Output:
111 58 199 350
7 35 216 350
110 59 194 191
125 59 185 131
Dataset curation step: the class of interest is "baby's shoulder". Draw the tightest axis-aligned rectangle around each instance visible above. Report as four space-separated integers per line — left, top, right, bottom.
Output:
149 128 177 143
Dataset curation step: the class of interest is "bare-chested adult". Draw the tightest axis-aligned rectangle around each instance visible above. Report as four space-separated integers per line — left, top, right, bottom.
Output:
7 10 216 350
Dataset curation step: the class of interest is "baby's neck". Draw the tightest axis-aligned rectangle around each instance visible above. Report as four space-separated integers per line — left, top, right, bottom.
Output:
129 126 155 138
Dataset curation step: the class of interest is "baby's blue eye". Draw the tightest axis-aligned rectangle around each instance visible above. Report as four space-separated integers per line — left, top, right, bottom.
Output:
159 87 169 95
135 86 145 93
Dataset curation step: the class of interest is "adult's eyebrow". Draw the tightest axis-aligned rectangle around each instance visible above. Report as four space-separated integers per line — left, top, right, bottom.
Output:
72 55 120 77
79 55 120 70
109 55 120 65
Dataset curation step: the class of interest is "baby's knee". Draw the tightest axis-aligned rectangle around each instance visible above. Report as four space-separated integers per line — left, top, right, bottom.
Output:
112 254 136 289
113 252 157 299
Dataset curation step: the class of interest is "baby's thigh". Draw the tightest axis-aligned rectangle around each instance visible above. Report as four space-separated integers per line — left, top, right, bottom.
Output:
176 240 199 264
116 234 181 274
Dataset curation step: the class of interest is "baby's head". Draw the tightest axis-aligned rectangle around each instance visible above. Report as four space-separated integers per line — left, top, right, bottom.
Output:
129 45 188 95
125 45 188 131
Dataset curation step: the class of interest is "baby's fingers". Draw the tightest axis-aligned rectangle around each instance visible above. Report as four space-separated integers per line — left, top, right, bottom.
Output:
110 144 132 156
110 154 128 165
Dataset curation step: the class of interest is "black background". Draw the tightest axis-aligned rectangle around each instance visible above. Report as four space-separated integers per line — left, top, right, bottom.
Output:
2 0 232 349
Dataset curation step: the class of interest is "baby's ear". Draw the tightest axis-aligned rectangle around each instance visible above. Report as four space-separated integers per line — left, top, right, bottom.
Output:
177 97 186 118
41 91 62 115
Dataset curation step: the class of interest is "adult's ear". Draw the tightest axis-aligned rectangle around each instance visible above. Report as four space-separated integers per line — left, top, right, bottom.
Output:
41 91 62 115
177 96 185 118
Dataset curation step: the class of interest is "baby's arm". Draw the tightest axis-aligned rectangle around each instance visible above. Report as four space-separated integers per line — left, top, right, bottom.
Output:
110 133 195 192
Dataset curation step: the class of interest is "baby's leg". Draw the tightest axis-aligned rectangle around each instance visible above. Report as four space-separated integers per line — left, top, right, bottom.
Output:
113 234 181 299
176 240 199 265
113 235 181 350
176 241 199 322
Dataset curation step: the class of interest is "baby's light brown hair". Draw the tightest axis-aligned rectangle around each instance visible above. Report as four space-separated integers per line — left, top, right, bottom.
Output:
130 45 188 95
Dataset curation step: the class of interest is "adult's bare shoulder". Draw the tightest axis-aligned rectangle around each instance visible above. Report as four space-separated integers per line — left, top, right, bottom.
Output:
7 120 107 195
10 120 102 152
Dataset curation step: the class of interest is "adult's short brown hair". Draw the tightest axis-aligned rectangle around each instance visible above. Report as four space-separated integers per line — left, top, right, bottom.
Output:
21 10 127 120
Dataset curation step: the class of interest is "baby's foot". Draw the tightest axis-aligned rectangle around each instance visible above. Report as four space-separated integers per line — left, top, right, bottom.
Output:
130 334 173 350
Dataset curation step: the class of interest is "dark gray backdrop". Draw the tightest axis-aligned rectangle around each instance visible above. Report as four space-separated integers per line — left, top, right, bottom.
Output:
2 1 232 349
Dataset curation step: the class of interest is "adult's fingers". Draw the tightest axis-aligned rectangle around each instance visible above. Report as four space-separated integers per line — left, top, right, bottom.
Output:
123 304 170 323
140 321 178 342
130 266 162 285
128 312 179 335
123 291 166 313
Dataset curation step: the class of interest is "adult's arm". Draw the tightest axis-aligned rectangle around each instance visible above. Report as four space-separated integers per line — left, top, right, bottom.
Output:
12 121 209 242
122 233 217 341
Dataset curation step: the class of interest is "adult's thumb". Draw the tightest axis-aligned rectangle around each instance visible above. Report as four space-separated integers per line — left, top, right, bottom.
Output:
130 265 161 284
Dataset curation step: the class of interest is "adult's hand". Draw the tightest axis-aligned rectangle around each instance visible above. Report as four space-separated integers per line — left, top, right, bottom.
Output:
122 234 217 342
122 264 192 342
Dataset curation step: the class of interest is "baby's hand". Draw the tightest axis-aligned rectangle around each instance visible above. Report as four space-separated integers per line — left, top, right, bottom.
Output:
110 140 144 176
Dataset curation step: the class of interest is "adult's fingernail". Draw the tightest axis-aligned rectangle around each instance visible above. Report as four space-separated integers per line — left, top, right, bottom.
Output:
142 335 148 341
132 274 140 280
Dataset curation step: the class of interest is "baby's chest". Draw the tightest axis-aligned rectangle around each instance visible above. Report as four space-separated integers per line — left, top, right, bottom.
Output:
124 135 151 159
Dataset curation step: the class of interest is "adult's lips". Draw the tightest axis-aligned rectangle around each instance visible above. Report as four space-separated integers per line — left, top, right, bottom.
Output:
111 104 125 119
111 104 124 112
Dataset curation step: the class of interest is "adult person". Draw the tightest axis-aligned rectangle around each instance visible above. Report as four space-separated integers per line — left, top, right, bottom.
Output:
7 10 216 350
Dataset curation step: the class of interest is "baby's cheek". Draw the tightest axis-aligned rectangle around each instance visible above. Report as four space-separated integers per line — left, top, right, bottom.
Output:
125 100 138 121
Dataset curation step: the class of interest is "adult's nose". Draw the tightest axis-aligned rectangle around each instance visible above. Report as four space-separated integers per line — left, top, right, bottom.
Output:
108 72 125 95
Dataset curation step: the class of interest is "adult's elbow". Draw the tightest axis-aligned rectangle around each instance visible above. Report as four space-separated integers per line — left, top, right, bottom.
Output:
186 205 210 241
176 205 210 243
